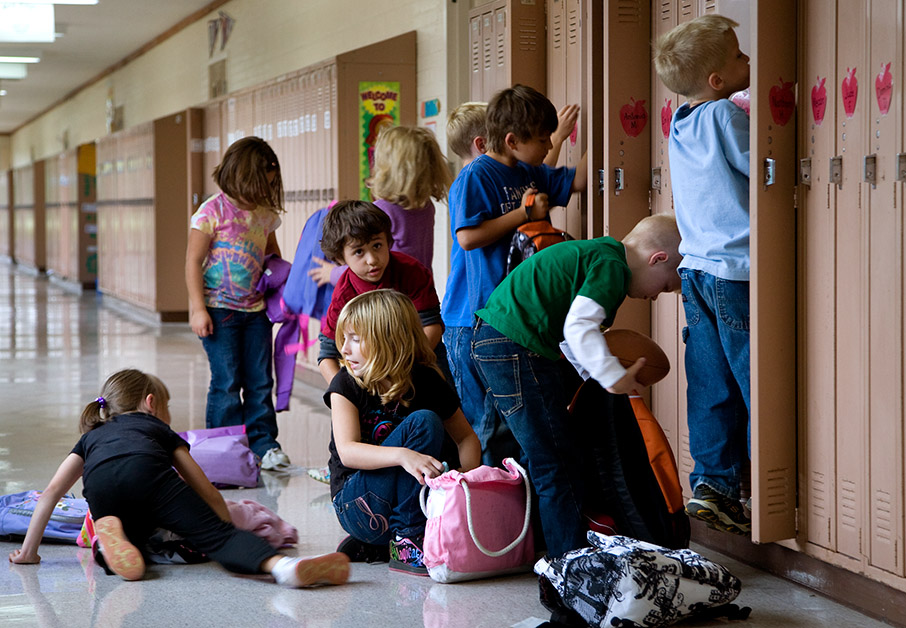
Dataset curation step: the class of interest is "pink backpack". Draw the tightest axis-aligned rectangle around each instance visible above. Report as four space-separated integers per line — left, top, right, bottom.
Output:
419 458 534 583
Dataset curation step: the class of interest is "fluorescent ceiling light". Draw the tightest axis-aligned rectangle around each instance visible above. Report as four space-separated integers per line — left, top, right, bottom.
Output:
0 55 40 63
0 89 7 96
0 63 27 79
11 1 98 5
0 4 55 43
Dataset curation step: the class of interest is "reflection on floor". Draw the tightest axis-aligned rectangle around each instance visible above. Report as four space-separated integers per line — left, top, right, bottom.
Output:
0 264 890 627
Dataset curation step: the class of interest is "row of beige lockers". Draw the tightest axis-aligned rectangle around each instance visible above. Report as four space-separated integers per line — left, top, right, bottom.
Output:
0 146 97 288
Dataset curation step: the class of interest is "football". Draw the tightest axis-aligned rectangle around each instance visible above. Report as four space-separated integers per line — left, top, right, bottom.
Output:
603 328 671 386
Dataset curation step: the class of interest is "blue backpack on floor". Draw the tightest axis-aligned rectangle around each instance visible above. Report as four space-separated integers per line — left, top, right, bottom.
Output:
0 490 89 543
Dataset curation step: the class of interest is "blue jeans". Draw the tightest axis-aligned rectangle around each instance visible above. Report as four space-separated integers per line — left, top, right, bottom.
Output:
332 411 445 542
680 269 751 499
201 308 280 458
444 326 496 462
471 319 586 558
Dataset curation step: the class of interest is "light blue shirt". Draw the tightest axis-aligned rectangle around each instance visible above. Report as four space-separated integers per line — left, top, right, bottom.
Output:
668 100 750 281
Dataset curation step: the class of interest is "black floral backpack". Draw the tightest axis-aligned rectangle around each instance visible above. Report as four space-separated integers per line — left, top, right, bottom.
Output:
535 531 751 627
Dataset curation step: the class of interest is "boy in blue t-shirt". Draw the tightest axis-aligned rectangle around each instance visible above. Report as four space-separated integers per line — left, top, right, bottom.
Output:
441 90 583 465
654 14 752 535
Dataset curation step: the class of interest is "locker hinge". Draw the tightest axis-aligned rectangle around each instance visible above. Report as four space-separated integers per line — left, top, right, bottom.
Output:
794 507 799 532
792 187 797 210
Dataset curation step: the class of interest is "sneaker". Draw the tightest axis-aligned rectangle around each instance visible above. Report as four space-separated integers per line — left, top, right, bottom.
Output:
272 553 350 588
94 516 146 581
686 484 751 536
261 447 291 471
307 465 330 484
388 534 428 576
337 534 390 563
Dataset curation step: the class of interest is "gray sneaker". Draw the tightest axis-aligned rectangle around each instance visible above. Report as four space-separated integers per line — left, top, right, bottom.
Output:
686 484 751 535
261 447 291 470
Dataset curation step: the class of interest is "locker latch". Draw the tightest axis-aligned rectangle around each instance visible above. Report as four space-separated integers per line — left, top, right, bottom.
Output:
614 168 625 195
863 154 877 189
597 168 606 195
829 156 843 189
651 167 662 191
799 158 811 187
763 158 776 188
897 154 906 182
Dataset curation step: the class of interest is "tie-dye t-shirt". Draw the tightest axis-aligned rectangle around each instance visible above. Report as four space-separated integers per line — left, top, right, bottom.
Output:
190 192 282 312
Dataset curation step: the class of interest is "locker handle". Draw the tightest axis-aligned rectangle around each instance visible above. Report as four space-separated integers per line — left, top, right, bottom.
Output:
799 159 811 188
863 154 877 189
829 156 843 189
763 158 776 188
897 154 906 183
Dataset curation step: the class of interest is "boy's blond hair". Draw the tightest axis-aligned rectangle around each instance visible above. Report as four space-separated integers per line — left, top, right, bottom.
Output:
653 15 739 97
623 213 681 259
335 289 440 406
368 126 453 210
447 102 487 161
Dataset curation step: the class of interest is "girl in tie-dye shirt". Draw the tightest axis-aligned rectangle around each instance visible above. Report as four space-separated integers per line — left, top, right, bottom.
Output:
185 136 291 471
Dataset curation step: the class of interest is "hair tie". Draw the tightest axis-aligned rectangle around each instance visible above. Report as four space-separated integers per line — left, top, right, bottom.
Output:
95 396 107 409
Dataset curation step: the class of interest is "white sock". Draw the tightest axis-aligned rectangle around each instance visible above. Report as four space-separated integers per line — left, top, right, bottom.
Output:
271 556 302 587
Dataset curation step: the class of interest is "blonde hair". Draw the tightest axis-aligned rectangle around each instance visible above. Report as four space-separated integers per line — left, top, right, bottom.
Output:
80 369 170 434
213 136 284 213
623 213 682 259
335 290 440 406
653 14 739 97
368 126 453 209
447 102 487 161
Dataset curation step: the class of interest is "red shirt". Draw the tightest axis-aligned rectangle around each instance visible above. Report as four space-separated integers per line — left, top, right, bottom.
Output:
322 251 439 339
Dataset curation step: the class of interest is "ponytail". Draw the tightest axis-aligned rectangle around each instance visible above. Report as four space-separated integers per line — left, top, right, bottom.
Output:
79 369 169 434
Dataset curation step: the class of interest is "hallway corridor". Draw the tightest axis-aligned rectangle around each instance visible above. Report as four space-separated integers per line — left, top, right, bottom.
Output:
0 263 892 627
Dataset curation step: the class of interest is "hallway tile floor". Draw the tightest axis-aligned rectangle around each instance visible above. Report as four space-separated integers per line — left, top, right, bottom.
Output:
0 264 892 627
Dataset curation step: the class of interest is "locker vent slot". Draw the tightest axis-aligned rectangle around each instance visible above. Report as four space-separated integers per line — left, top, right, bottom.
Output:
552 11 563 49
516 18 540 52
703 0 718 13
874 489 893 541
765 467 792 516
483 17 493 71
839 479 858 530
616 0 641 24
471 20 481 74
568 7 579 45
810 471 827 518
680 1 693 18
659 0 671 22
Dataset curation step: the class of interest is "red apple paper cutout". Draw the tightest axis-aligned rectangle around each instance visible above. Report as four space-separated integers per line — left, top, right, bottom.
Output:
619 98 648 138
660 98 672 138
569 122 578 146
811 76 827 125
768 78 795 126
842 67 858 119
876 62 892 116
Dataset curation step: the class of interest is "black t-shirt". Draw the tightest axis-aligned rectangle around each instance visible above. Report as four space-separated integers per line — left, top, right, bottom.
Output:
323 364 460 498
71 412 189 488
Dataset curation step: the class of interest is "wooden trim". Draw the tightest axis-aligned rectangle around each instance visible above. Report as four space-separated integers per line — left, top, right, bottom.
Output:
692 521 906 627
14 0 230 133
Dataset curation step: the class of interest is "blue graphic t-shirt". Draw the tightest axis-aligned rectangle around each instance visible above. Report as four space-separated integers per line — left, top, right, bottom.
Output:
324 364 460 498
190 191 282 311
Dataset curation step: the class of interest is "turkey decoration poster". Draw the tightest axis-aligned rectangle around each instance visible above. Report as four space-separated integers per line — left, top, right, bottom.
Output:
359 82 400 200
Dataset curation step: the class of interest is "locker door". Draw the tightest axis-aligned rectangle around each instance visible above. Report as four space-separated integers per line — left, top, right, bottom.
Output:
866 0 903 576
799 0 839 552
494 6 509 99
750 0 798 543
834 0 869 561
650 0 686 488
482 9 496 101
